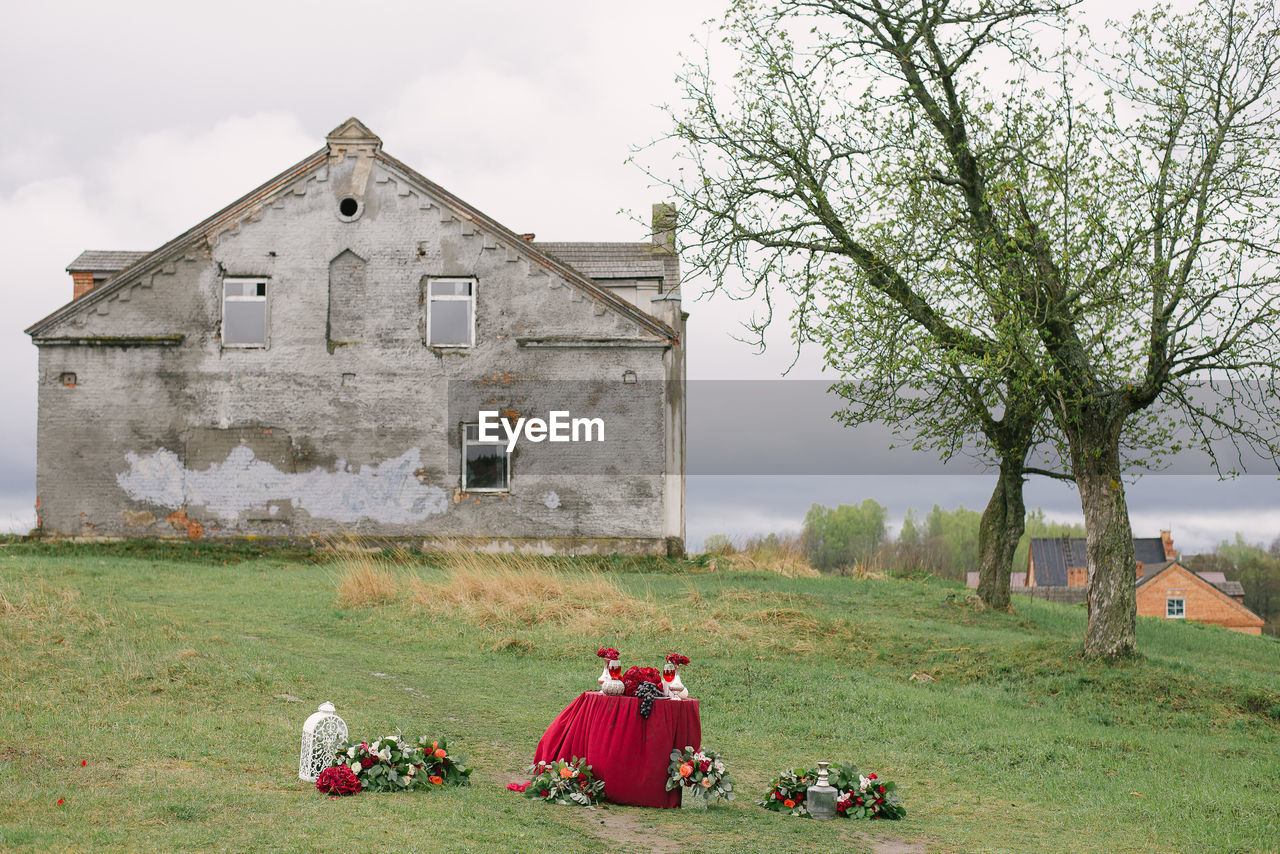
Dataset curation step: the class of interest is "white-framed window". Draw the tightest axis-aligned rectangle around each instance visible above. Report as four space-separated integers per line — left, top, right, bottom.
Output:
222 277 269 347
461 422 510 492
427 278 475 347
1166 597 1185 619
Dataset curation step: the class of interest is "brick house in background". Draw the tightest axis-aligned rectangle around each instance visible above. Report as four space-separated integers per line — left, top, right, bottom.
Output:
26 119 687 553
1017 529 1263 634
1134 561 1264 635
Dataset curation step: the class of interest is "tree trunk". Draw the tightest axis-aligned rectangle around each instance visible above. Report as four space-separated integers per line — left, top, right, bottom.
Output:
1069 415 1138 659
976 458 1026 611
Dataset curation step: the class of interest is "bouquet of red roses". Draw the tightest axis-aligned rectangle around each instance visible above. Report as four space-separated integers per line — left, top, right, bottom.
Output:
621 666 662 697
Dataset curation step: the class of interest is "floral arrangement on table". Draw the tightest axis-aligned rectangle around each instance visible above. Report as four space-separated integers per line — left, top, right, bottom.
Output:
621 665 662 696
523 757 607 806
324 734 471 794
666 746 734 803
759 763 905 819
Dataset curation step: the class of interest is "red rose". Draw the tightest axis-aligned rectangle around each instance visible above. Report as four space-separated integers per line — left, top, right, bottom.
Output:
878 786 885 794
506 782 529 792
665 653 690 666
597 647 619 659
699 760 711 772
868 773 877 780
360 756 375 769
56 799 64 806
774 791 783 800
316 765 362 796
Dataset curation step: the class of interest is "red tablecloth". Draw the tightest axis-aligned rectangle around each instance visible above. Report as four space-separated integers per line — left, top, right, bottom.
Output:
534 691 701 808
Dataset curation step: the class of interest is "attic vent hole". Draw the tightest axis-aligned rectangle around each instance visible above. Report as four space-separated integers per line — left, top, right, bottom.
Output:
339 197 359 217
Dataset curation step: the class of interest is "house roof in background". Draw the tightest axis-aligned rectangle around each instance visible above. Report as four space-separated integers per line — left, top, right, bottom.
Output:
1030 536 1176 587
1133 538 1168 564
66 250 149 272
1029 537 1074 586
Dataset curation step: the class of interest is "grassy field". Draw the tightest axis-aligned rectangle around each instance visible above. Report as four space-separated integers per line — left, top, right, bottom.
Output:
1 539 1278 853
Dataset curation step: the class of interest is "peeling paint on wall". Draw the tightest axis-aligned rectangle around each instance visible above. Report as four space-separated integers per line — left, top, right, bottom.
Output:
117 445 449 524
541 491 561 510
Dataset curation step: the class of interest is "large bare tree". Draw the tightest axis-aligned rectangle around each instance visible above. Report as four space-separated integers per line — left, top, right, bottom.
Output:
649 0 1280 655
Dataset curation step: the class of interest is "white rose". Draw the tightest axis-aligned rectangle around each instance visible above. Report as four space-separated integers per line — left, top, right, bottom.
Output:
379 749 391 761
347 747 357 758
350 762 361 774
371 740 382 752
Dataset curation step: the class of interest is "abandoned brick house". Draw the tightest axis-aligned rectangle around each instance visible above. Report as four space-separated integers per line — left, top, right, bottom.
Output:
26 118 687 554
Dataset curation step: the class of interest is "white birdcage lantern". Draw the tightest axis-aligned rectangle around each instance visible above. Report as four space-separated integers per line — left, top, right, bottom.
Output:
298 702 348 782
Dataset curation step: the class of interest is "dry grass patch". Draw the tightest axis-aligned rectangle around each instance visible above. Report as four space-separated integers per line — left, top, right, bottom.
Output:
325 536 412 607
415 550 653 633
702 533 820 578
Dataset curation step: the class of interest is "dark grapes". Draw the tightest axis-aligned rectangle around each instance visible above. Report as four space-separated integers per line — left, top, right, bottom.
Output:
635 682 662 719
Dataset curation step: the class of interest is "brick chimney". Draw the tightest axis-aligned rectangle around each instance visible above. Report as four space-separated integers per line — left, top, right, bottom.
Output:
652 203 676 254
1160 530 1175 561
69 271 96 300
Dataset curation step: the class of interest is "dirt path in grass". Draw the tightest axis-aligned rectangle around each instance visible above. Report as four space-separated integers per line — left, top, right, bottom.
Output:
580 806 683 854
841 826 935 854
578 803 938 854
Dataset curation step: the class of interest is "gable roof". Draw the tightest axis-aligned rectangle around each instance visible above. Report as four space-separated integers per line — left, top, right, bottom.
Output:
28 120 678 342
1136 561 1263 625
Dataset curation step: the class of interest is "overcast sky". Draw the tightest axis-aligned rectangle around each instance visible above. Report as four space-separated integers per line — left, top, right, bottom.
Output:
1 0 1275 553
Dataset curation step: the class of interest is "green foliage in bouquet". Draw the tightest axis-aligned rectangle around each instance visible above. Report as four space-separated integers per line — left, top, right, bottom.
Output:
525 757 606 806
332 734 471 792
666 746 734 803
759 762 906 820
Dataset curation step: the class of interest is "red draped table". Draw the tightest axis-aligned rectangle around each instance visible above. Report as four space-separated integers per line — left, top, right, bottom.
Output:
534 691 701 808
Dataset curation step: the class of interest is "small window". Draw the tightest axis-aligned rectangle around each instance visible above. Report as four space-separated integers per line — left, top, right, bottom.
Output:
1166 597 1185 619
427 279 475 347
461 422 509 492
223 278 268 347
